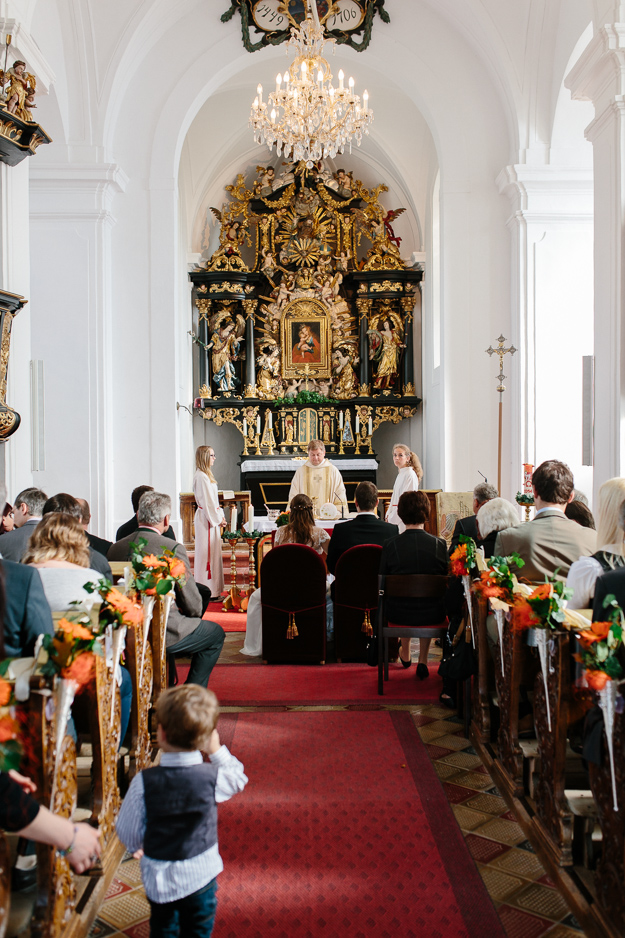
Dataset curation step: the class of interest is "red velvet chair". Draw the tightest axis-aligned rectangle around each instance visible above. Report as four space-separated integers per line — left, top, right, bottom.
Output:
333 544 383 662
261 544 327 664
377 574 449 695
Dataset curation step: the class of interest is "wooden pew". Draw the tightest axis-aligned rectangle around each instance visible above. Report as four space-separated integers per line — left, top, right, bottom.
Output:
0 832 8 938
531 629 576 866
125 608 154 777
588 700 625 935
493 613 526 798
470 593 491 745
150 595 170 716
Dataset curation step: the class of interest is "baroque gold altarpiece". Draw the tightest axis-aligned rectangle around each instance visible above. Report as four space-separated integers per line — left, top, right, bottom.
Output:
190 160 421 459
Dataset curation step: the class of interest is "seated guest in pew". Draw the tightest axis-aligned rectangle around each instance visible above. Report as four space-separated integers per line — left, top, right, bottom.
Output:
0 483 53 657
569 479 625 609
475 497 521 558
42 494 112 579
23 512 132 746
109 492 225 687
494 460 596 580
565 499 596 529
449 483 499 554
241 494 332 657
326 481 398 584
379 490 448 680
76 497 112 558
116 484 176 543
0 487 47 562
0 500 14 535
117 685 247 938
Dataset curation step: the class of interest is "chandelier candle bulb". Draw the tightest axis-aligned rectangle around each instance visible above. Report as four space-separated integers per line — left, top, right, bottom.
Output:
276 73 282 90
339 69 344 90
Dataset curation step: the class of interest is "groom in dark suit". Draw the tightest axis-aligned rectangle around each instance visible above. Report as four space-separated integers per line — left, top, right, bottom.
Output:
327 482 398 578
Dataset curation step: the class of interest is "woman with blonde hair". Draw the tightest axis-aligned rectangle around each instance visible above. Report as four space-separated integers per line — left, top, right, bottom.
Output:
241 495 330 657
386 443 423 533
193 444 226 598
22 513 101 609
566 478 625 609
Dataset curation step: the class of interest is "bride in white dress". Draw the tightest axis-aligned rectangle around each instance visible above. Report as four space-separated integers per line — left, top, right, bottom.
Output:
193 445 226 598
241 494 330 657
386 443 423 533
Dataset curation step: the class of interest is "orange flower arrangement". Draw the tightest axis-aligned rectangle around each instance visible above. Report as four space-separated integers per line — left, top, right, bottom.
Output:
511 579 570 633
39 613 100 689
0 715 18 744
127 538 187 596
575 593 623 689
57 617 94 641
62 651 96 684
0 677 11 707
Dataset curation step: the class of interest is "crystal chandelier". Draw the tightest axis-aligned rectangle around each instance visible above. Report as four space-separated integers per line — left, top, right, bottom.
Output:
249 2 372 165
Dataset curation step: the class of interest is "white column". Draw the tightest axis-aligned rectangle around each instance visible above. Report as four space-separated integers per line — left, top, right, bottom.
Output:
29 163 127 537
497 165 594 499
566 25 625 491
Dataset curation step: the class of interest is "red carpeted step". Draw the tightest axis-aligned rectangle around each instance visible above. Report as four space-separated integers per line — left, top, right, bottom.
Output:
213 710 504 938
177 661 443 705
203 609 247 632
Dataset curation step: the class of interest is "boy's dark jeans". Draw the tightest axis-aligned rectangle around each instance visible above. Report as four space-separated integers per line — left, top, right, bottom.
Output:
149 879 218 938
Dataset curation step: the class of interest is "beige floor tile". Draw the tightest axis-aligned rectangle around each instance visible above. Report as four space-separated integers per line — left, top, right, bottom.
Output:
452 804 493 831
543 926 588 938
465 792 508 815
474 817 526 846
434 733 472 751
116 858 143 887
439 751 484 770
418 725 450 742
417 719 457 738
489 847 547 880
510 882 571 921
433 761 464 780
98 889 150 928
478 864 526 902
447 770 494 791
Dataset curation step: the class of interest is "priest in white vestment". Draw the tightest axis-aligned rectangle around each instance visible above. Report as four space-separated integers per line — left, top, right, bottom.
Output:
288 440 347 513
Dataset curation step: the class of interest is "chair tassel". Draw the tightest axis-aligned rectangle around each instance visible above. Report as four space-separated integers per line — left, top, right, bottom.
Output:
362 610 373 637
286 613 298 640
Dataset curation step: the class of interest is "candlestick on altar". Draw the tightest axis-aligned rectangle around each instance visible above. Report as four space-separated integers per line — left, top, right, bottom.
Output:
486 334 517 495
222 533 242 611
245 536 257 596
230 506 237 532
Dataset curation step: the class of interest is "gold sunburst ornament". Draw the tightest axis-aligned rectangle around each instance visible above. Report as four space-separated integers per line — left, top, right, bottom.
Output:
249 0 373 165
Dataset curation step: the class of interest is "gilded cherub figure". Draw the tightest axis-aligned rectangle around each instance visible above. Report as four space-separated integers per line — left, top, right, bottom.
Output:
256 343 283 399
332 346 359 400
2 60 36 122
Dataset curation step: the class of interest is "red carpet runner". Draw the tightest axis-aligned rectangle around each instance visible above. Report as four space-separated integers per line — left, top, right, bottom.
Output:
214 710 504 938
203 609 247 632
178 662 443 705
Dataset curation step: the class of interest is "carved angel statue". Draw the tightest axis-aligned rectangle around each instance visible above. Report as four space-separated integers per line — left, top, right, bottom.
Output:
209 207 248 257
256 343 283 400
1 60 36 121
332 346 359 400
207 311 245 392
368 310 405 391
382 207 406 249
254 165 276 194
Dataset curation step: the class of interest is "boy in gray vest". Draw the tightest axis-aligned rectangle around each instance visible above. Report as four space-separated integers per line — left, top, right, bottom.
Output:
116 685 247 937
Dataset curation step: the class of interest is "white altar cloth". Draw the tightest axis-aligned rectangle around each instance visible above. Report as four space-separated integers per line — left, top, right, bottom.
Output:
240 459 378 472
244 516 354 534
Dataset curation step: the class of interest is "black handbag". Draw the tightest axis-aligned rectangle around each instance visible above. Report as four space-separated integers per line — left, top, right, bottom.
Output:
438 618 477 682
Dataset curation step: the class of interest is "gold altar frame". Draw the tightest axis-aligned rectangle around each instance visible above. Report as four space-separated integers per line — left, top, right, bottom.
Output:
281 297 331 380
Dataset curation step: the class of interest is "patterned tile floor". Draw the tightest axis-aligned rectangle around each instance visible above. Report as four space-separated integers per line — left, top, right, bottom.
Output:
87 637 588 938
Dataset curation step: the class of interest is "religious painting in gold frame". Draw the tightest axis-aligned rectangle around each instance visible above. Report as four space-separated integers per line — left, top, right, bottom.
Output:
281 298 331 380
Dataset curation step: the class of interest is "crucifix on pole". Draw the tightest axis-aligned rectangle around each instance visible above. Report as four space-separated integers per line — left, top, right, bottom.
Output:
486 334 516 495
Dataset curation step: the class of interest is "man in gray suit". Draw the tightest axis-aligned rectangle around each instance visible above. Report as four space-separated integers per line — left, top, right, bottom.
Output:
494 460 596 580
108 491 225 687
0 488 47 562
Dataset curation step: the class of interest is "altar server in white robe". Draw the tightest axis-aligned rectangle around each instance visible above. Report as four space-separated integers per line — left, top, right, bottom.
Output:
386 443 424 533
193 445 226 596
288 440 347 513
